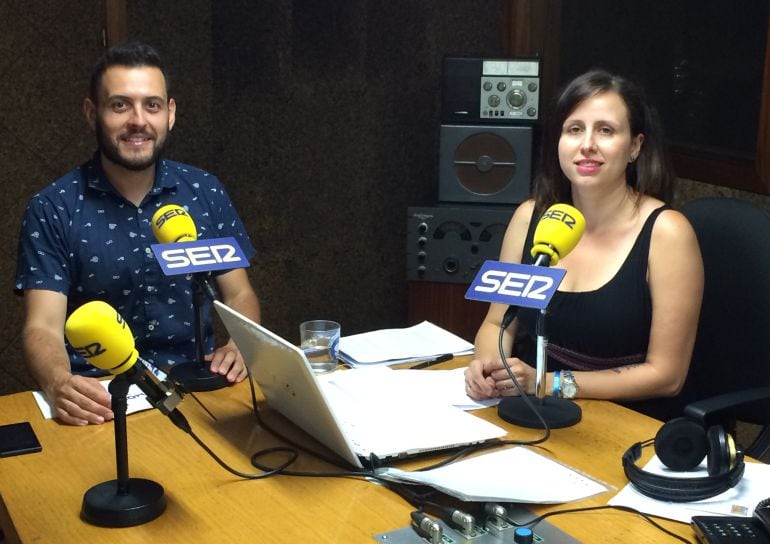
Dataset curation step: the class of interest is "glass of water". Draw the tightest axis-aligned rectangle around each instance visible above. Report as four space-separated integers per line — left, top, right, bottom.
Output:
299 320 341 373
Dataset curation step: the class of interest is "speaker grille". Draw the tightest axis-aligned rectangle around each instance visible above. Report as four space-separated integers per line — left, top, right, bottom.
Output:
439 124 532 205
453 132 517 195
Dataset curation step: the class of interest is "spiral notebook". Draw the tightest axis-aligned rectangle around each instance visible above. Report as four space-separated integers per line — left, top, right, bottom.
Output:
214 301 506 468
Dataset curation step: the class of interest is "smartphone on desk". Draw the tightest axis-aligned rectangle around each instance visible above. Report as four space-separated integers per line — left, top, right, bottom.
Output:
692 500 770 543
0 422 42 458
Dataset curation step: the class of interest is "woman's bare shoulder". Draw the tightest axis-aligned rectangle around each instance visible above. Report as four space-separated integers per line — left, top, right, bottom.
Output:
512 199 536 224
500 199 536 262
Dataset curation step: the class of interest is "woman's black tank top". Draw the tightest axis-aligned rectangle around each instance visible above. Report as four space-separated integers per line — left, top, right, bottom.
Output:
514 206 668 371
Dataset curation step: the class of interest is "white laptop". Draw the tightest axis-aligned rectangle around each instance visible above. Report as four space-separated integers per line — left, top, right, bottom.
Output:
213 301 506 469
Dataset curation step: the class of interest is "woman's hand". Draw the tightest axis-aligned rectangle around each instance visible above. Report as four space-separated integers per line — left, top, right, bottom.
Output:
464 357 537 399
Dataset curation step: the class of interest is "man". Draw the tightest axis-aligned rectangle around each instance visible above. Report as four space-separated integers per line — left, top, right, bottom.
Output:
15 42 260 426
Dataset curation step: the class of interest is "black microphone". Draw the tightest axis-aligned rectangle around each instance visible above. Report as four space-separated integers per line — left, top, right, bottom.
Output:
150 204 240 392
496 203 586 430
63 300 184 527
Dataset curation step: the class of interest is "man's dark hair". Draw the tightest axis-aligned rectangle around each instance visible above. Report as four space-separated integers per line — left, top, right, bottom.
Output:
89 42 170 102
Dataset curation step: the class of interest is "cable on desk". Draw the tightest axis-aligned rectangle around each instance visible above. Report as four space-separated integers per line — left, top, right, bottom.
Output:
510 504 694 544
243 368 378 477
164 361 700 544
164 405 298 479
207 332 555 478
243 360 551 476
173 405 695 543
171 341 693 542
163 368 393 481
169 338 551 484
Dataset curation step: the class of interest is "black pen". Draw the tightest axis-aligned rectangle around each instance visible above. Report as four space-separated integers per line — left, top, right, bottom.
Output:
409 353 453 370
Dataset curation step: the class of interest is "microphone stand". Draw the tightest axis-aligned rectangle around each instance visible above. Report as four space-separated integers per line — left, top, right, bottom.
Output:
81 375 166 527
169 273 228 392
497 263 582 429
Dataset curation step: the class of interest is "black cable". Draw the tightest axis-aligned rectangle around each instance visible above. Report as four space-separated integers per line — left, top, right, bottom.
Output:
496 315 551 443
187 430 297 479
174 326 553 479
406 321 554 473
488 322 690 543
512 504 694 543
242 368 377 477
163 406 298 479
166 364 694 542
240 366 544 475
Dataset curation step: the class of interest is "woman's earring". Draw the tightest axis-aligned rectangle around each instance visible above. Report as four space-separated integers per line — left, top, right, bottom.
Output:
628 154 637 163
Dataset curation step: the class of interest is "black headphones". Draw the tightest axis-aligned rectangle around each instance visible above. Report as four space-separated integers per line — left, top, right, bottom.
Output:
622 416 745 502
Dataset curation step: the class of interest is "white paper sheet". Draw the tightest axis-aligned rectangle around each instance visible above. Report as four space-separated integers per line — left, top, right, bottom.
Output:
339 321 474 365
377 446 610 503
32 381 153 419
318 366 499 411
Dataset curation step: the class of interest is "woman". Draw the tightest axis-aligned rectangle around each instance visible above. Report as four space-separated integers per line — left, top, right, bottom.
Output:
464 70 703 418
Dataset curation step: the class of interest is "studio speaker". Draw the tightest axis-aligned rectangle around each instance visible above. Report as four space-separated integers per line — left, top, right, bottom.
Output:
406 205 514 284
438 124 532 205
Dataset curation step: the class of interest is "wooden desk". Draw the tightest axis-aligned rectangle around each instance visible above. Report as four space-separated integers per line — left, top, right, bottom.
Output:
0 364 695 543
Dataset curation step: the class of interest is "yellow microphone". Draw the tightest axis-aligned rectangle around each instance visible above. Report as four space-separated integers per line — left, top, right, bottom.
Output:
531 203 586 266
64 301 139 375
64 301 183 415
150 204 220 302
151 204 197 243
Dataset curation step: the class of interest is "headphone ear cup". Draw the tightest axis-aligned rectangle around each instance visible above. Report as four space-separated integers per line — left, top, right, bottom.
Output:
706 425 733 476
654 417 708 471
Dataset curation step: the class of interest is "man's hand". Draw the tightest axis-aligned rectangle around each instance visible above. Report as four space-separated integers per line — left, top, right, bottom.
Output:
45 373 114 426
205 340 248 383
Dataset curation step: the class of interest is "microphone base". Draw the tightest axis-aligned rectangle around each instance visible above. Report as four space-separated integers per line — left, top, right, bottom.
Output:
81 478 166 527
169 361 229 392
498 396 582 429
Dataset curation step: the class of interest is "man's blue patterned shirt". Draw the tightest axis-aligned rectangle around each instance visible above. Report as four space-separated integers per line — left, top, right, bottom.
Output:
15 154 256 373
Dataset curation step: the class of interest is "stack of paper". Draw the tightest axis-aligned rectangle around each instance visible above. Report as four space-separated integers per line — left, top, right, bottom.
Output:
338 321 474 367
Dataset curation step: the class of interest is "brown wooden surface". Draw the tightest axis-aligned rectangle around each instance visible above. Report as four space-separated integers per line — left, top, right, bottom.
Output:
103 0 127 46
407 281 489 343
0 359 696 543
503 0 562 124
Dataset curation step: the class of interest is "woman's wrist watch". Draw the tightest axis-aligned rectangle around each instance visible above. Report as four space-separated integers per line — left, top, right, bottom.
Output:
560 369 579 399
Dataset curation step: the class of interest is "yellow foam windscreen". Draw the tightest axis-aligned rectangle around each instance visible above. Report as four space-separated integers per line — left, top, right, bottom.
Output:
151 204 197 243
530 203 586 265
64 301 138 375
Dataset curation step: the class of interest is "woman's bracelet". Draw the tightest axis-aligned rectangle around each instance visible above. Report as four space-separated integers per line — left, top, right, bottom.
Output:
553 369 561 397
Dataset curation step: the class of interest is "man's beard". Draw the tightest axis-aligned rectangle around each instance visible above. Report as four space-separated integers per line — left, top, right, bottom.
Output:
96 123 168 172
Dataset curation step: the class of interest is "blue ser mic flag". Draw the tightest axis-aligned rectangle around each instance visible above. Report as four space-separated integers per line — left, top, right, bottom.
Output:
464 260 566 310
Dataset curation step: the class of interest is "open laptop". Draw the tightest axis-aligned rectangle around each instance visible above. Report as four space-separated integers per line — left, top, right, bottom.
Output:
213 301 507 469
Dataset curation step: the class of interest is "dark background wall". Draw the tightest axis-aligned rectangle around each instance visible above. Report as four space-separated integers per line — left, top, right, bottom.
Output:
2 1 769 397
1 1 106 394
0 0 506 394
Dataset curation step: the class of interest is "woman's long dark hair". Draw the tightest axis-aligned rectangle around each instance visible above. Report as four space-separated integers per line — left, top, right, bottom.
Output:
532 70 674 218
